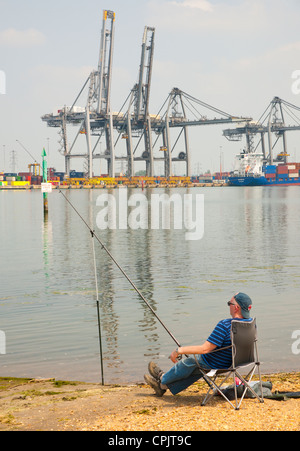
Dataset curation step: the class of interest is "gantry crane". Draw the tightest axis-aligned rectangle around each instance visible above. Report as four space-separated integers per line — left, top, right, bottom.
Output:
107 28 251 177
130 26 156 177
156 88 251 177
92 26 157 177
41 9 251 178
42 10 116 178
223 97 300 165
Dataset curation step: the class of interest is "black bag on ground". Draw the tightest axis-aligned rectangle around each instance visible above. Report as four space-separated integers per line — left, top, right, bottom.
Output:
220 381 300 401
220 381 272 400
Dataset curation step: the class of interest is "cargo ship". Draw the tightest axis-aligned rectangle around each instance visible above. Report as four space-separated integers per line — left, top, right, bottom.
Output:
228 151 300 186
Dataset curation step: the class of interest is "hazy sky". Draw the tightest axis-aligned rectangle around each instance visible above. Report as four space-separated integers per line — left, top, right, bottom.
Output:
1 0 300 174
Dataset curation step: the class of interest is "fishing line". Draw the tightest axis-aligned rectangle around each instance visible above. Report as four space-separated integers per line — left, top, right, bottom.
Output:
58 189 182 349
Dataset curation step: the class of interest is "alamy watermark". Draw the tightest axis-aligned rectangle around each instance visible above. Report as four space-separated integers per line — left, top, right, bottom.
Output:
0 70 6 95
96 190 204 241
0 330 6 355
292 330 300 356
291 70 300 95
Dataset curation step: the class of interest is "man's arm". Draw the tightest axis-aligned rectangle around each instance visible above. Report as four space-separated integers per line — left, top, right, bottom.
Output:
170 341 216 363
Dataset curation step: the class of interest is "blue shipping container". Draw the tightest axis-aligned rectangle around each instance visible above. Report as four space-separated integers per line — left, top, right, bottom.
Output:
264 165 277 174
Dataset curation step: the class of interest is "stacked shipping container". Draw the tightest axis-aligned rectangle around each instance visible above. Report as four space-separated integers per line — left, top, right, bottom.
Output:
264 165 277 180
277 162 300 180
263 162 300 181
0 170 60 187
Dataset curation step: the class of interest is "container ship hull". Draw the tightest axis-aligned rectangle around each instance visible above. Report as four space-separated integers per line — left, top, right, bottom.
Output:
229 153 300 187
229 175 300 186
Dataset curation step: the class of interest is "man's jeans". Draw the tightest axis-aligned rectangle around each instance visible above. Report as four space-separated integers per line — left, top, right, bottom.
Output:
161 355 211 395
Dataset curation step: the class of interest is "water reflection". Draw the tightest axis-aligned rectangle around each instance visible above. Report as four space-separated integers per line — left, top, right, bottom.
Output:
42 215 53 285
1 187 300 383
239 187 289 292
132 227 159 358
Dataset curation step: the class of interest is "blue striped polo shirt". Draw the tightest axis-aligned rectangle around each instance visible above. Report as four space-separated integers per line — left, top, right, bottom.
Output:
201 318 252 369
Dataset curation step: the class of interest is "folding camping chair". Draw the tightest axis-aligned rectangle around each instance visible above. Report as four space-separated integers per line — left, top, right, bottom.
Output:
197 318 264 410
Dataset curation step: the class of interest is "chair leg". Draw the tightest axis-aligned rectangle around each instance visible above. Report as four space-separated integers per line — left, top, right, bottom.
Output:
255 343 264 403
233 373 239 410
235 366 264 407
201 363 264 410
201 372 238 410
257 363 264 404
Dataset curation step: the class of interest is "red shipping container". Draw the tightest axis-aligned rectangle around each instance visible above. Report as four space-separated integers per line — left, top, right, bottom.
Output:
277 165 288 173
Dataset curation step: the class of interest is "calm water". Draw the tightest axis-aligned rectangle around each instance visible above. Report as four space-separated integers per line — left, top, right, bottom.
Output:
0 186 299 384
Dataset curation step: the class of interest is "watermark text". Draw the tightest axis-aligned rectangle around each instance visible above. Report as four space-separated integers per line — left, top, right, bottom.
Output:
96 190 204 241
291 70 300 95
292 330 300 355
0 70 6 95
0 330 6 355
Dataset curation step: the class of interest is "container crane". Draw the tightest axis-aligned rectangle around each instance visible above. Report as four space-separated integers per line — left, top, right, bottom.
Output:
112 33 251 178
115 26 156 177
42 9 252 178
42 10 116 178
223 97 300 164
149 88 252 177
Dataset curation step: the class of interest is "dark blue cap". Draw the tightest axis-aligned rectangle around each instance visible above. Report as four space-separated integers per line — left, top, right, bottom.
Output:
234 292 252 318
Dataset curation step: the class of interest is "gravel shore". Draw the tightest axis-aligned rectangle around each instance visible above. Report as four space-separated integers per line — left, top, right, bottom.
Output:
0 373 299 431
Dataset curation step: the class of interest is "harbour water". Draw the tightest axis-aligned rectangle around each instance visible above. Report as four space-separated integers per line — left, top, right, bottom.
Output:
0 186 299 384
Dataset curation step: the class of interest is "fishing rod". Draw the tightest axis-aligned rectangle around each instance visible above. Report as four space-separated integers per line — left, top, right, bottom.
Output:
58 189 182 348
91 228 105 385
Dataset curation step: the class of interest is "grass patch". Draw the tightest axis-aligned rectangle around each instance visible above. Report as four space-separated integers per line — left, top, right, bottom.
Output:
62 396 78 402
52 380 80 388
134 407 157 415
0 413 15 425
0 377 32 391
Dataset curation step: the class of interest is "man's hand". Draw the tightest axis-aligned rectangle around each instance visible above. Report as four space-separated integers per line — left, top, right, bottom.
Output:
169 341 217 364
170 349 180 363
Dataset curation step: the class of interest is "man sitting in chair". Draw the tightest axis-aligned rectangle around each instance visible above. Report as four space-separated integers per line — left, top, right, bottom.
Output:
144 292 253 397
